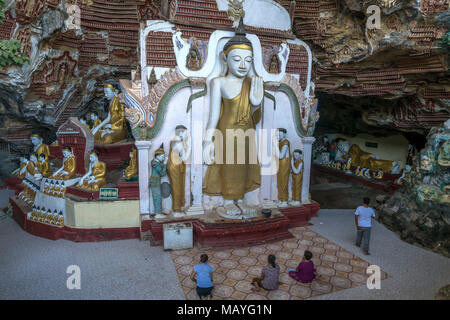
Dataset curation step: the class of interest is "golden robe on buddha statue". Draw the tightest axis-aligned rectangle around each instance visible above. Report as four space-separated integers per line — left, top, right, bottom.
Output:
277 138 290 202
203 77 261 200
95 85 128 145
79 161 106 191
51 147 77 180
168 141 186 212
124 148 138 180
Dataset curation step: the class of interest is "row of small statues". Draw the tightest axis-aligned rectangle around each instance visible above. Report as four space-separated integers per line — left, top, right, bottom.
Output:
325 158 385 180
30 207 64 226
147 126 306 217
277 128 304 208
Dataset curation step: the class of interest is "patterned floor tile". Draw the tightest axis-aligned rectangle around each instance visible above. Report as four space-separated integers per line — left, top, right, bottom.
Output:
171 227 389 300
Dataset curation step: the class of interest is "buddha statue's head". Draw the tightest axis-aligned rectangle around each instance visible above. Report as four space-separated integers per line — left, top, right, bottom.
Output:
278 128 287 140
39 153 46 163
104 84 117 100
222 17 253 78
90 112 98 121
62 146 73 159
293 149 303 161
30 154 38 163
175 125 188 141
79 117 87 125
19 155 26 163
30 133 43 147
89 150 99 163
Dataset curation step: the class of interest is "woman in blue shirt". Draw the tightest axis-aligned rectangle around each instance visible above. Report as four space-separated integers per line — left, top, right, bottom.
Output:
191 254 214 300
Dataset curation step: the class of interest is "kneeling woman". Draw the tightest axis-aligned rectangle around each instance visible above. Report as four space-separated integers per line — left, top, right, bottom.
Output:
251 255 280 291
191 254 214 300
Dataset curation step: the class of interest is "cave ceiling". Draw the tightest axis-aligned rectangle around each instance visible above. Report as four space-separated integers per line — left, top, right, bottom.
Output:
0 0 448 149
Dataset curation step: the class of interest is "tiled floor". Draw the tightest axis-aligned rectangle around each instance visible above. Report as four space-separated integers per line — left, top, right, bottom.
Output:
171 227 389 300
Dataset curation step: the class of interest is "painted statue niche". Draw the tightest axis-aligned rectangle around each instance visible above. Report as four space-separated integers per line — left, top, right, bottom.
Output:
268 54 280 74
202 18 264 217
92 84 128 145
186 45 201 71
168 125 191 217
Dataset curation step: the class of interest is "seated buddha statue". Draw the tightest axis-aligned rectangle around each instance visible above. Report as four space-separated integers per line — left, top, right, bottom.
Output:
30 133 50 161
92 84 128 145
124 147 138 181
90 112 101 132
38 153 51 178
78 150 107 191
12 155 28 178
51 146 77 180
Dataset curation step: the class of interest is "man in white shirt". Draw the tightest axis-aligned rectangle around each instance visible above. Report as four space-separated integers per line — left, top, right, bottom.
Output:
354 197 376 255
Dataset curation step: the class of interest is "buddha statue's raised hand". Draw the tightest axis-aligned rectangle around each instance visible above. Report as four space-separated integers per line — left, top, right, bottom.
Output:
249 76 264 106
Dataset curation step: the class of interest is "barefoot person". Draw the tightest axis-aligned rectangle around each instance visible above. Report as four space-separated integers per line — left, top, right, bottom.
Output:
251 255 280 291
355 197 376 255
288 250 317 283
191 254 214 300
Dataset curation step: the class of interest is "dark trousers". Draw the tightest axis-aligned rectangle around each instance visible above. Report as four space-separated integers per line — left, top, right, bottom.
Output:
356 227 371 252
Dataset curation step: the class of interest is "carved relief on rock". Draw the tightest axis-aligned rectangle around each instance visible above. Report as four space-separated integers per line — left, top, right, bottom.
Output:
14 27 33 58
138 0 161 21
31 51 78 98
15 0 46 24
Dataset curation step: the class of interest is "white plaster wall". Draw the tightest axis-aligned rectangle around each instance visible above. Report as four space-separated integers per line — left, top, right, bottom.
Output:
215 0 291 31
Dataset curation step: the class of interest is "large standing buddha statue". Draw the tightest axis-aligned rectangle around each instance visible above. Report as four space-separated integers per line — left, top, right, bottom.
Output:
202 18 264 215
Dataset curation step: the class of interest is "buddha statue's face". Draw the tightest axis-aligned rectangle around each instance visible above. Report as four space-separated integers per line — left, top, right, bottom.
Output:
80 118 86 125
294 152 302 161
30 155 37 162
176 128 187 141
104 87 115 100
89 154 98 163
39 156 45 162
278 130 286 140
20 157 26 163
91 114 97 121
226 48 253 78
31 136 42 146
62 150 72 158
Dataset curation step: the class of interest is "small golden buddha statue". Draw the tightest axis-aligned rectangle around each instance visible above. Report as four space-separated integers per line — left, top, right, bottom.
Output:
290 149 303 206
78 150 107 191
30 133 50 161
124 147 138 181
168 125 191 215
92 84 128 145
38 153 51 177
51 146 77 180
90 112 101 132
277 128 290 207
